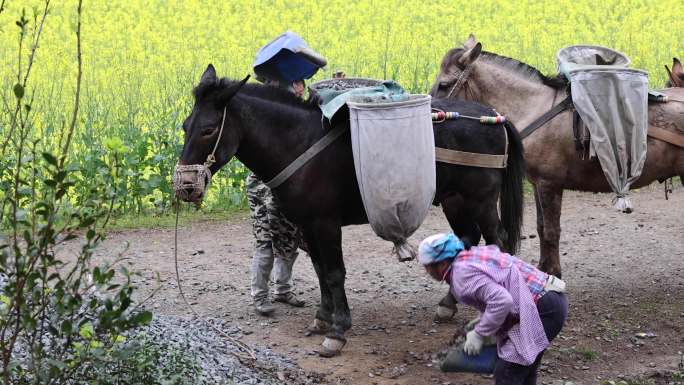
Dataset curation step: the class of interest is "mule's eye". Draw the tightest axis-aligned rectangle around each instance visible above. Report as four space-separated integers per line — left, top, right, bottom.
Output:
201 127 217 136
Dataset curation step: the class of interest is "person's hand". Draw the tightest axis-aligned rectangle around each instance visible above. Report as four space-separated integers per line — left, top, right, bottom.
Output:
463 330 484 355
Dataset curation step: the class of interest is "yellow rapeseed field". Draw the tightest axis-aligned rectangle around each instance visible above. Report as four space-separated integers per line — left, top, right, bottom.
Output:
2 0 683 211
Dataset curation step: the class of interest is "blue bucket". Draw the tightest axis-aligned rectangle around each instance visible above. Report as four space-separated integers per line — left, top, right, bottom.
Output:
440 344 498 374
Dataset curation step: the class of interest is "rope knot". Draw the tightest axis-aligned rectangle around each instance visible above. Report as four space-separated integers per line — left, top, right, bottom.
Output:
204 154 216 167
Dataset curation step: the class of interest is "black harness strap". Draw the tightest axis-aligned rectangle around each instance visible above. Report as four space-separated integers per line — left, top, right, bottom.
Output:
264 124 347 189
572 109 582 151
519 96 573 139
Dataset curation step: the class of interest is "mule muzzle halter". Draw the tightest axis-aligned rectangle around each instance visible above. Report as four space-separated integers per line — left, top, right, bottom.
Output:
173 106 227 201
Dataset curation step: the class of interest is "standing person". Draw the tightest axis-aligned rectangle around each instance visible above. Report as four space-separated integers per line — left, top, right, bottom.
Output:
248 31 326 316
246 172 305 316
418 233 568 384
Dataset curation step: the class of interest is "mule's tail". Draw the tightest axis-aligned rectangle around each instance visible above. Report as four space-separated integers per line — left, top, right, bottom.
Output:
501 120 525 254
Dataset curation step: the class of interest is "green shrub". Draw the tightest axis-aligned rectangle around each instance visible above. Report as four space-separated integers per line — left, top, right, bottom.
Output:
0 3 169 384
74 333 204 385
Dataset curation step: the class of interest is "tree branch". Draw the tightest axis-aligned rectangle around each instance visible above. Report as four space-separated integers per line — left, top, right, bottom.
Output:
0 0 51 157
60 0 83 164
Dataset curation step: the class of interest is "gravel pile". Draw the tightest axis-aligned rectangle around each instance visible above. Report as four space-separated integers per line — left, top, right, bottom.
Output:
140 314 323 385
309 78 381 93
0 280 321 384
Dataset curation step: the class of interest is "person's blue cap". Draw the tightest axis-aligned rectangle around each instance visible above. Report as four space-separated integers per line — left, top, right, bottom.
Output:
253 31 327 83
418 233 465 265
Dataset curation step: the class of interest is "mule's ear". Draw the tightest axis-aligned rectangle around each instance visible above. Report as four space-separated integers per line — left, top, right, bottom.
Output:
200 64 217 84
457 42 482 67
464 34 477 50
595 54 617 66
237 74 251 88
665 64 674 84
216 74 251 107
673 58 684 85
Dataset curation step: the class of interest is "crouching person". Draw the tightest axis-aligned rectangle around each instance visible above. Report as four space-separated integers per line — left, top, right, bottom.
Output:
418 233 568 385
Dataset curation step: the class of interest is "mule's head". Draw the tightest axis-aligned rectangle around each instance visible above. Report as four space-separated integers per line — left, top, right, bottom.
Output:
430 34 482 100
665 57 684 88
174 64 250 203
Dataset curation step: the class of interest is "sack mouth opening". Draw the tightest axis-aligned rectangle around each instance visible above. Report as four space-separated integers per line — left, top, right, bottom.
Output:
347 94 431 109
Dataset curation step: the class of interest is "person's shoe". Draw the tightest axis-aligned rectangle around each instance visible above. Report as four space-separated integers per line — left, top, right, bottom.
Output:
254 298 275 316
273 292 305 307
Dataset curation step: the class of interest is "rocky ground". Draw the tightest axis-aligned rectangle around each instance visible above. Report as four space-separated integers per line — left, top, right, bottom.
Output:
83 186 683 384
135 315 326 385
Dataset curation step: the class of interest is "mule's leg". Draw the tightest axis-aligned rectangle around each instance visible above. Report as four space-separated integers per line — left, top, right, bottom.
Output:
441 195 481 247
434 196 482 322
477 198 506 250
535 182 564 277
435 291 458 322
306 256 333 335
303 220 350 357
532 183 545 249
300 224 336 335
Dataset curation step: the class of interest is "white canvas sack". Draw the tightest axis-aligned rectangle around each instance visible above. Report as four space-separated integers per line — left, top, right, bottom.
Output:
347 95 436 260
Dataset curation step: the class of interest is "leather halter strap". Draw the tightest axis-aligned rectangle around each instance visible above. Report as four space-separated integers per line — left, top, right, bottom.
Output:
446 59 477 99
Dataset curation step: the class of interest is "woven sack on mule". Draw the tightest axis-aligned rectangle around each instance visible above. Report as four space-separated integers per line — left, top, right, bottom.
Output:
347 94 436 261
557 45 649 212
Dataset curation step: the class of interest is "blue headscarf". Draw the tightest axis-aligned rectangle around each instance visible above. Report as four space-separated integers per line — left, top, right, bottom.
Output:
418 233 465 265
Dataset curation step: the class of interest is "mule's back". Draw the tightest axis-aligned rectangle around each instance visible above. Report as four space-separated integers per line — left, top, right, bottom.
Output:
431 99 508 156
650 88 684 133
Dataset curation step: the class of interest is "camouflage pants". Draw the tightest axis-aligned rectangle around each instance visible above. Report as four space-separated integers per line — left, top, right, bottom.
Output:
246 173 301 300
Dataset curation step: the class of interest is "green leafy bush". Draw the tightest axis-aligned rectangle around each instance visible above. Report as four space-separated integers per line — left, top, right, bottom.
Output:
0 3 187 384
73 333 204 385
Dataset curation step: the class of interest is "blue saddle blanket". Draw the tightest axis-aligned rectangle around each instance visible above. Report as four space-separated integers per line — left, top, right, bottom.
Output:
316 81 408 120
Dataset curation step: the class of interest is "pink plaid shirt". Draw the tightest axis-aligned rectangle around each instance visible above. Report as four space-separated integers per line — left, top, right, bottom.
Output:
447 245 550 365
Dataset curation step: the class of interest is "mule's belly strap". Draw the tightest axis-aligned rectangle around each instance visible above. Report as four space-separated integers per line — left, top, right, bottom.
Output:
647 126 684 148
435 147 507 168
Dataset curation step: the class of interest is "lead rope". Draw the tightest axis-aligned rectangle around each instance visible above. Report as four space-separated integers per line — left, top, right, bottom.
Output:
174 198 256 362
172 105 257 361
204 105 228 168
205 106 228 168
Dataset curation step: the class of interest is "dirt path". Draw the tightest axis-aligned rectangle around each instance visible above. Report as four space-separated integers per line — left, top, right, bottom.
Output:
94 186 684 384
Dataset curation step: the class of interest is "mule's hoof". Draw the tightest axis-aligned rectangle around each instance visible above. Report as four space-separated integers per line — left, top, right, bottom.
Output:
318 337 346 357
305 319 331 336
434 305 456 323
318 347 341 358
547 272 563 280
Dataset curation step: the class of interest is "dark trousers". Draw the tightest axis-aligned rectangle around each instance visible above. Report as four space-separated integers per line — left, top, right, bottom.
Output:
494 291 568 385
